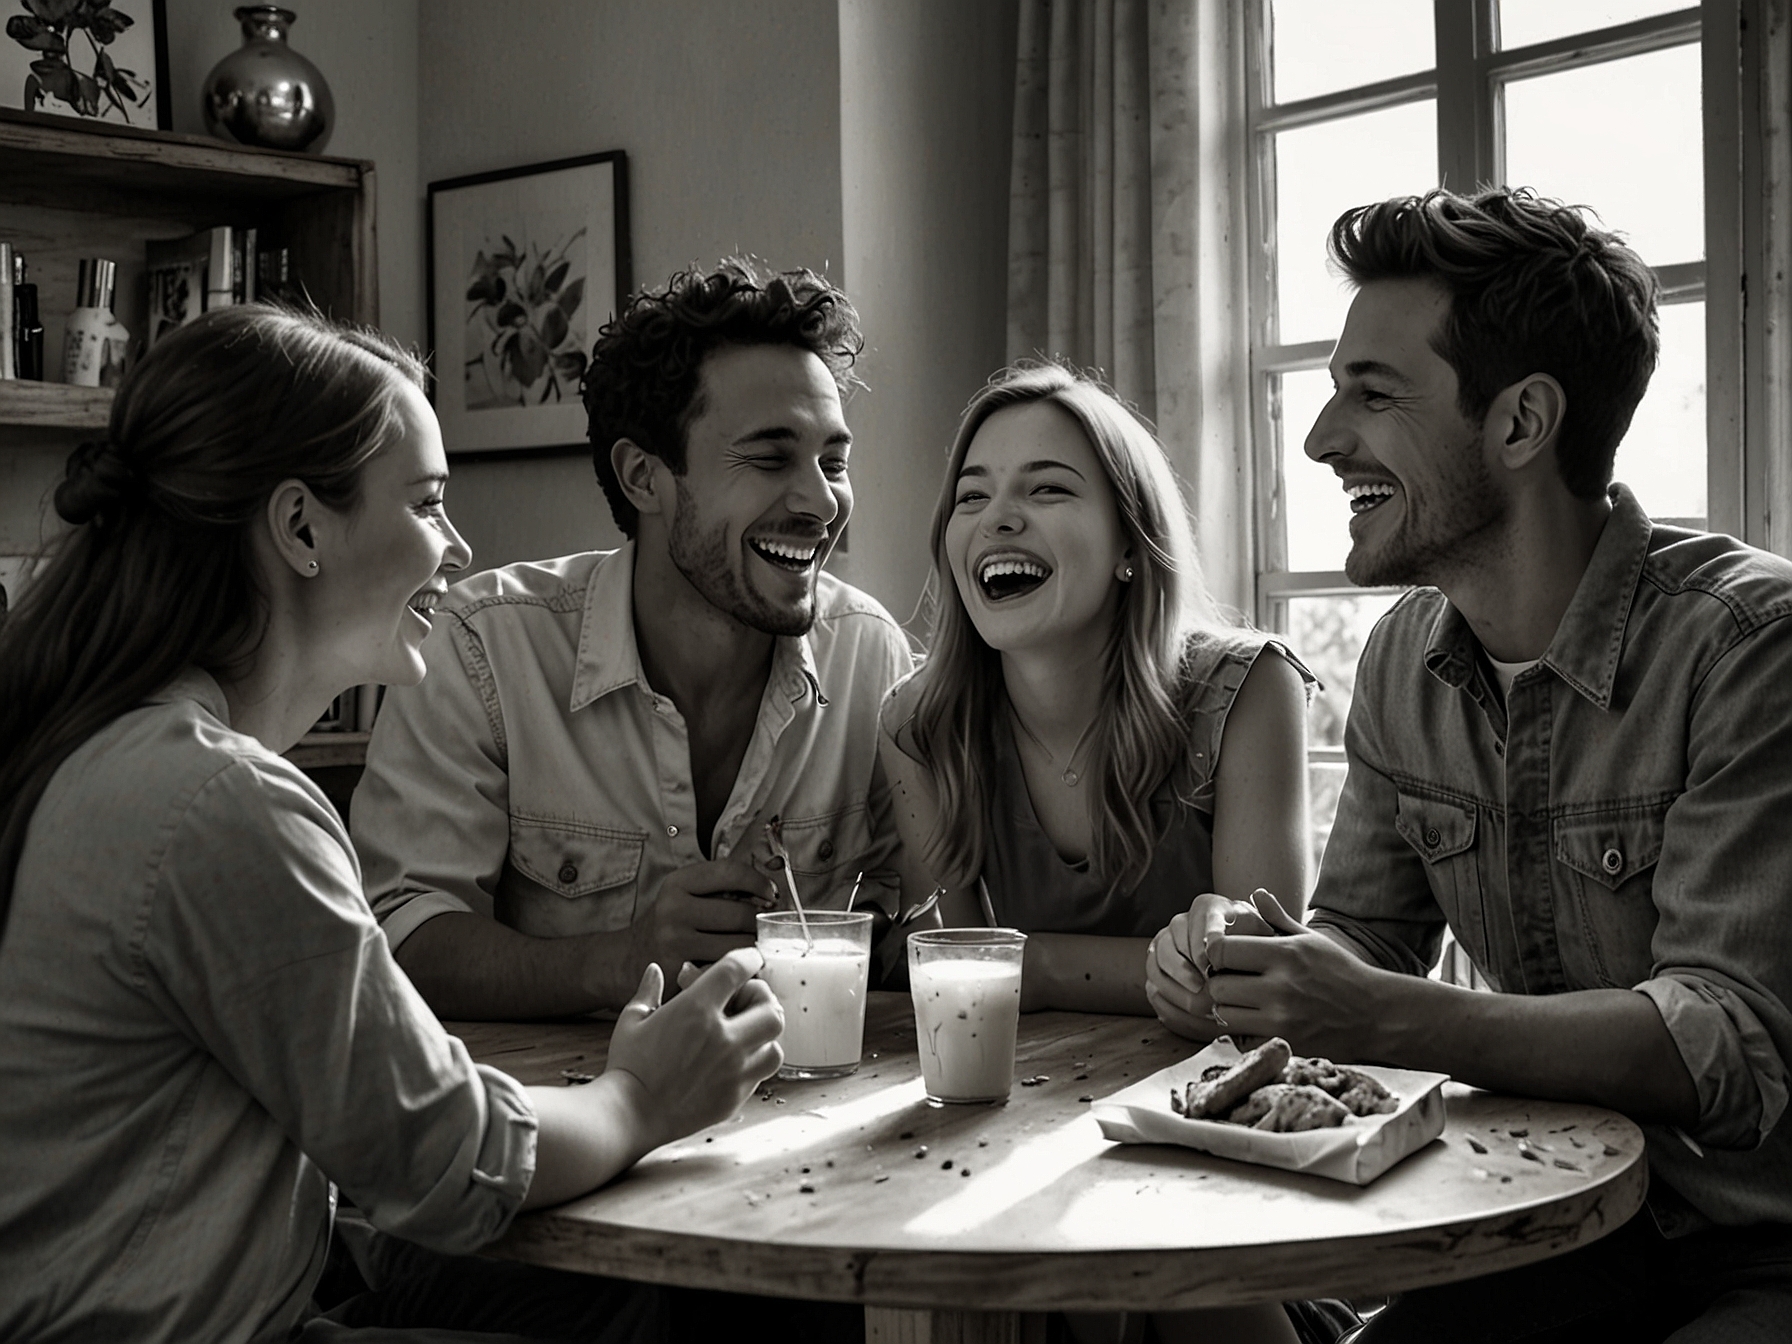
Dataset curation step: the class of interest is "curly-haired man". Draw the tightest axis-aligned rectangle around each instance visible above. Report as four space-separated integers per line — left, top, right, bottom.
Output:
1151 189 1792 1340
353 261 913 1019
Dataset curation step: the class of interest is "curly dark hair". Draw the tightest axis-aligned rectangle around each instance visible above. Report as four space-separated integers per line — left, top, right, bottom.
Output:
1328 187 1660 500
580 260 864 537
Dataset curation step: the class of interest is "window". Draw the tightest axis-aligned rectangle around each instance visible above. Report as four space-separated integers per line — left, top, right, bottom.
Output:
1246 1 1716 868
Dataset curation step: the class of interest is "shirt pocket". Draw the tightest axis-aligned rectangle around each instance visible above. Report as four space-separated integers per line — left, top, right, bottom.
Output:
1553 804 1667 989
1393 791 1492 971
503 819 645 935
769 803 875 907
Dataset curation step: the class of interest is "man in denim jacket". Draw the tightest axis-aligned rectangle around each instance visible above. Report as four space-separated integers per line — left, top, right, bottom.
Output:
1149 189 1792 1341
353 263 912 1021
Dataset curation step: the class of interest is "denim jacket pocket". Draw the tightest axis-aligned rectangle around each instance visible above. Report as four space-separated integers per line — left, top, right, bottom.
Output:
769 803 875 907
1393 791 1491 969
1554 805 1668 988
502 819 645 935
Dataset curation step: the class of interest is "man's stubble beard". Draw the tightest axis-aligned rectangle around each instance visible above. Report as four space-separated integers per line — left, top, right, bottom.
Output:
667 475 817 637
1344 433 1508 589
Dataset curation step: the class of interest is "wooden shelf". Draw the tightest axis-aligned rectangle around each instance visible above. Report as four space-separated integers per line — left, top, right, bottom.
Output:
285 730 370 769
0 107 369 220
0 381 111 431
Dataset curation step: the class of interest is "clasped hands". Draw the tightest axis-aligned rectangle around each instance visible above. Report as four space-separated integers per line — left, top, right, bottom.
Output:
1145 889 1375 1058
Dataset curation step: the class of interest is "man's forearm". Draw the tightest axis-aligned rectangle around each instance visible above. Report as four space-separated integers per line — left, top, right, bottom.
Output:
395 911 636 1020
1368 969 1701 1127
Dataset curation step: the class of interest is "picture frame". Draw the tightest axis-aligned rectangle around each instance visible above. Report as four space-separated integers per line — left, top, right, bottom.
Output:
427 150 631 457
1 0 170 130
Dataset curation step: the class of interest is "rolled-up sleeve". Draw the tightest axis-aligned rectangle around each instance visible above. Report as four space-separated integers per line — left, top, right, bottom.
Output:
353 612 514 953
148 761 537 1254
1635 622 1792 1150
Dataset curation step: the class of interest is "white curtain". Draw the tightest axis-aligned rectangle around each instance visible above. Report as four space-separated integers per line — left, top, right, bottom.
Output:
1006 0 1254 613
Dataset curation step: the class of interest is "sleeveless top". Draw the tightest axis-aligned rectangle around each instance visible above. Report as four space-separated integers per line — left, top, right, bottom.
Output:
891 630 1314 939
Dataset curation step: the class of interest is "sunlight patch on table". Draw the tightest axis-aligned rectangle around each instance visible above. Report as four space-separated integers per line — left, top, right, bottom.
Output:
901 1116 1101 1238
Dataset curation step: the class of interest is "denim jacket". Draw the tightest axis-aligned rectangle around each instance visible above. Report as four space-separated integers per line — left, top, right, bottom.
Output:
1311 486 1792 1229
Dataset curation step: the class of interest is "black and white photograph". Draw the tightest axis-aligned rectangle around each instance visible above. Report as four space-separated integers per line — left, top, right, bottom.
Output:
0 0 169 128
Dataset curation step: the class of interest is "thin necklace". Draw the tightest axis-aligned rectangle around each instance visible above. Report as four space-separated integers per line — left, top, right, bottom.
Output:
1009 705 1099 787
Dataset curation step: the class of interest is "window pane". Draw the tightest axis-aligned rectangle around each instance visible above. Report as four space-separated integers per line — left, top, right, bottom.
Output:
1286 592 1404 749
1502 43 1702 267
1275 99 1437 345
1309 758 1347 875
1499 0 1688 51
1279 368 1353 572
1616 299 1706 522
1269 0 1434 105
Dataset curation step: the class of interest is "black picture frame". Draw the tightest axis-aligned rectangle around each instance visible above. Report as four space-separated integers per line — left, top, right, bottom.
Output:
427 150 631 457
0 0 170 131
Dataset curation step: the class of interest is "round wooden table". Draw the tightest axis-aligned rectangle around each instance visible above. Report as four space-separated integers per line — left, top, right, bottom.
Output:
454 993 1647 1342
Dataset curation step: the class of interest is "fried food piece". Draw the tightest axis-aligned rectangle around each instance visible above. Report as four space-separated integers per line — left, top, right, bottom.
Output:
1249 1084 1349 1132
1177 1037 1292 1119
1336 1074 1397 1116
1280 1056 1398 1116
1223 1083 1291 1127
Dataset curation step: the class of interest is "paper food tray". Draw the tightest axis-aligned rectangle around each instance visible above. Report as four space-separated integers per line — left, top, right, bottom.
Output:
1093 1037 1449 1185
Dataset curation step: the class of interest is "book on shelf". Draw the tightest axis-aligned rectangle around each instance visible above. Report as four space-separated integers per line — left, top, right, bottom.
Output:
145 226 271 347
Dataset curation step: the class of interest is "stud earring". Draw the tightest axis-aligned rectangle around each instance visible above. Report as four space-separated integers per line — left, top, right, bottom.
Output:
1118 563 1135 582
306 560 319 574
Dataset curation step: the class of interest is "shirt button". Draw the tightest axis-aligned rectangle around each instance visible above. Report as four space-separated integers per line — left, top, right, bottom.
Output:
667 825 679 837
818 839 835 860
1602 847 1623 875
558 862 578 885
1423 827 1441 848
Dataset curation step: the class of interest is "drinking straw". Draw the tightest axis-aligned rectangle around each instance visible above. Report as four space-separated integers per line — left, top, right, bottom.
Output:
845 871 864 912
763 815 813 948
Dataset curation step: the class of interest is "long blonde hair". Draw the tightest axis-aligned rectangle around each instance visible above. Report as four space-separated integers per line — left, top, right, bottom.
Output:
906 362 1221 896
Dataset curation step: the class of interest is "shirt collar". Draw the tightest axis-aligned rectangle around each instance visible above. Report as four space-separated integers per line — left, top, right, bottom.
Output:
1423 483 1651 709
148 666 232 724
568 540 828 713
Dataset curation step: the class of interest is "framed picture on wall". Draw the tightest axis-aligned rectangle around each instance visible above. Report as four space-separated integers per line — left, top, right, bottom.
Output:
428 150 632 456
1 0 170 129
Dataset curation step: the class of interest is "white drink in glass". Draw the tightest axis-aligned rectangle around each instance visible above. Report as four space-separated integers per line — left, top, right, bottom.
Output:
908 929 1027 1104
756 910 875 1079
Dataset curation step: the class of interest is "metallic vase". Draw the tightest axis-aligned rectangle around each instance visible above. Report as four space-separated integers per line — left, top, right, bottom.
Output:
202 6 335 154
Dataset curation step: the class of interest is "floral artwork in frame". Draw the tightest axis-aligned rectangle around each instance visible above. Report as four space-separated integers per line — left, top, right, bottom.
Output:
1 0 170 128
428 151 631 456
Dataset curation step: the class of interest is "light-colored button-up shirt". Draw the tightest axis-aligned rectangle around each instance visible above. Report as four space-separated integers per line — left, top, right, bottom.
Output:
354 545 914 951
1312 486 1792 1231
0 670 535 1344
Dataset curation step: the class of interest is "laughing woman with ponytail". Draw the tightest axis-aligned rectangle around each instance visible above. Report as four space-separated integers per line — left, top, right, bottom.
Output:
0 306 782 1343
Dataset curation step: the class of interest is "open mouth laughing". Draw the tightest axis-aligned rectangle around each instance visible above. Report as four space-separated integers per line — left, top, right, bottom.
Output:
975 549 1051 602
1346 481 1397 517
407 588 443 625
749 535 823 573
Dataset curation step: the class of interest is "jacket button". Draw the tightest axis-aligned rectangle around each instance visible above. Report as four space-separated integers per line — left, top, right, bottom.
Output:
1602 847 1623 875
558 862 578 885
818 839 835 860
1423 827 1441 848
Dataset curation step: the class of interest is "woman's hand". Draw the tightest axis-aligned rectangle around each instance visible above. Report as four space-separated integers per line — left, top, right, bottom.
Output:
606 947 784 1151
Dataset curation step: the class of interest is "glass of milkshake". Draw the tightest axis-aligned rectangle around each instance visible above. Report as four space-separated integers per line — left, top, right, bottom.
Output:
756 910 876 1079
907 928 1027 1105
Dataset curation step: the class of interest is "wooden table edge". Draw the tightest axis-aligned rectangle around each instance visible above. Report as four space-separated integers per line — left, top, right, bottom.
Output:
486 1153 1647 1313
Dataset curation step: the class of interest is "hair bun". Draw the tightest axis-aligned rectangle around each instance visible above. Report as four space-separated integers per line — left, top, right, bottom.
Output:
55 439 142 526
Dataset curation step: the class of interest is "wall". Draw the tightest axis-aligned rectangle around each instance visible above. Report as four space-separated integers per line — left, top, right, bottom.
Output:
164 0 424 347
417 0 845 573
838 0 1017 627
